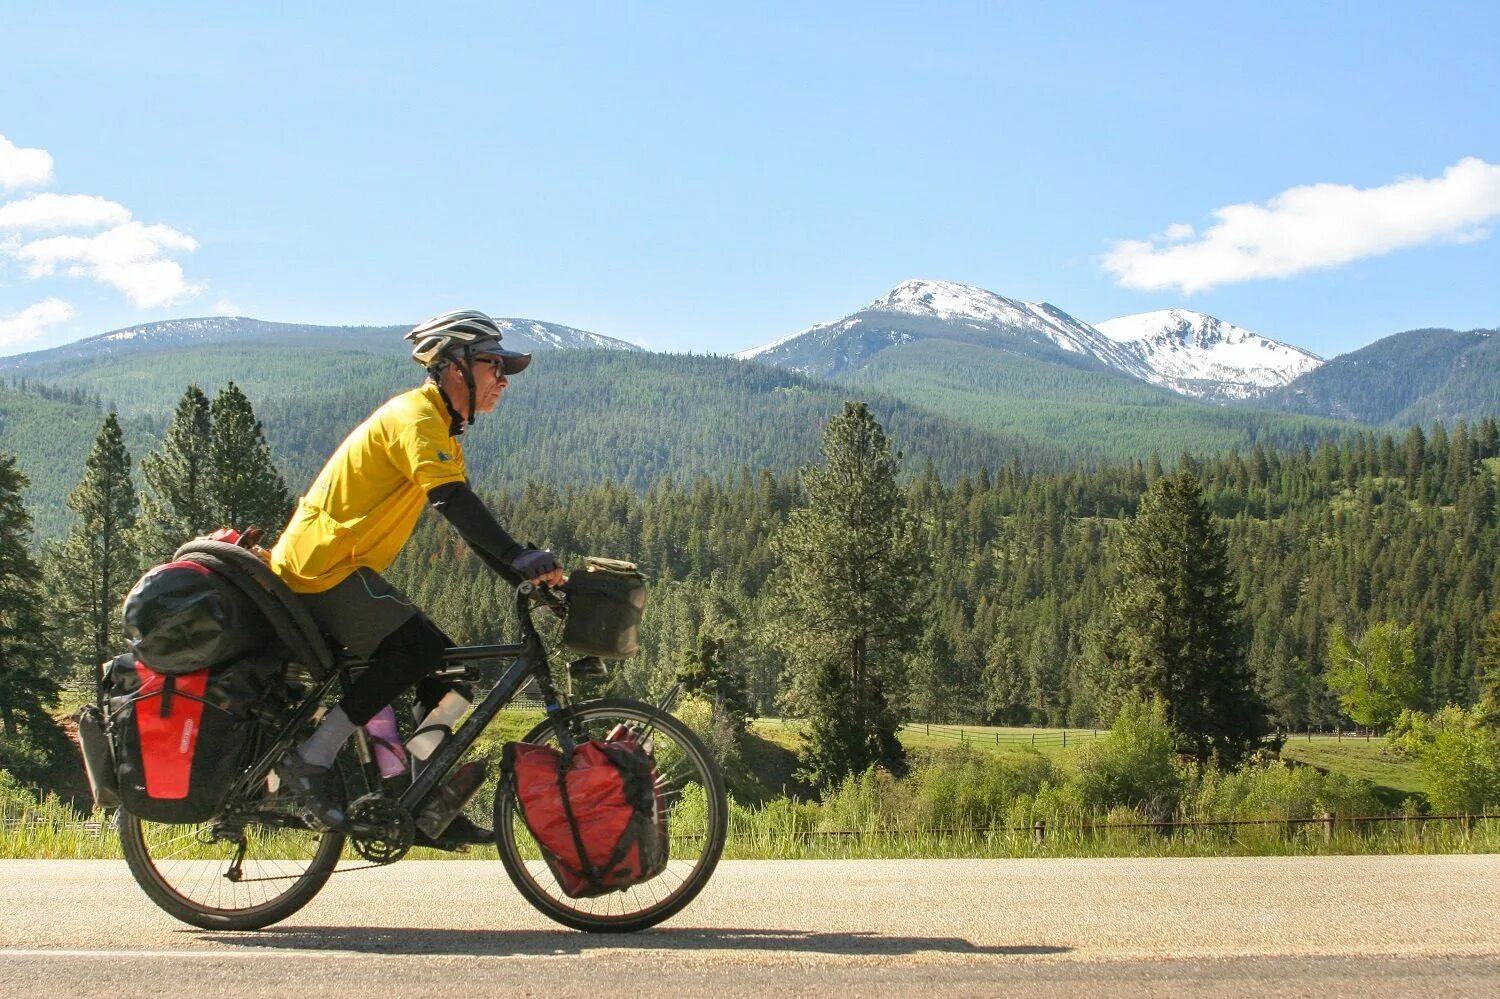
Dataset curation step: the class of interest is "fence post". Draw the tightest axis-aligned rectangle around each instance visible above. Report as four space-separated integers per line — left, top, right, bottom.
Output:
1063 730 1067 748
1337 729 1342 743
1032 819 1046 844
1031 732 1035 747
926 723 929 736
1322 811 1335 843
996 732 999 745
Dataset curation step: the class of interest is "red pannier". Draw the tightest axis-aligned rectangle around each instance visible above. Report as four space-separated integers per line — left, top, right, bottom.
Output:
106 653 281 824
505 727 668 898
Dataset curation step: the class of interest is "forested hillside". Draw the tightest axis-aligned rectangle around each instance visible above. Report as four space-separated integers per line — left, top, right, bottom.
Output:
844 338 1348 459
5 337 1362 543
380 419 1500 732
1262 328 1500 425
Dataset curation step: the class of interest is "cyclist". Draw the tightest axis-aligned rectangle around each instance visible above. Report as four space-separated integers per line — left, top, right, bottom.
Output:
269 309 566 841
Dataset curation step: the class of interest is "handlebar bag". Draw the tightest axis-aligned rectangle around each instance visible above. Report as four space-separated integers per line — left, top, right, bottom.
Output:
105 652 281 824
504 727 667 898
560 562 647 660
122 560 262 675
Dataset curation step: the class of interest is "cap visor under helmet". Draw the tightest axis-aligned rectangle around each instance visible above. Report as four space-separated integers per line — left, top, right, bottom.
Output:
475 347 532 375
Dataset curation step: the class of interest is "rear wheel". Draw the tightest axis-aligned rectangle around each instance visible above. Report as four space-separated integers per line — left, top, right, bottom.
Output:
494 698 727 932
119 790 345 930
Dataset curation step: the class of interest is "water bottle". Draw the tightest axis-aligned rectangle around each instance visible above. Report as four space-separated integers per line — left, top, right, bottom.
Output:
363 705 407 779
416 759 488 839
407 690 470 761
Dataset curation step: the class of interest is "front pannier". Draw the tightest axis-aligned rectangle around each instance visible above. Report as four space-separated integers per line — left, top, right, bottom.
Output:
122 560 261 675
106 653 282 824
561 558 647 660
505 727 667 898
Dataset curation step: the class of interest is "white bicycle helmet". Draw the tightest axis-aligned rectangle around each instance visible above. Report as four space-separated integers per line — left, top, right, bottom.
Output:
404 309 532 375
404 309 532 426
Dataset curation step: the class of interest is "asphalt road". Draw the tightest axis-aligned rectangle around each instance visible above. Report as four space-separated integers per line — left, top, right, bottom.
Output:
2 855 1497 996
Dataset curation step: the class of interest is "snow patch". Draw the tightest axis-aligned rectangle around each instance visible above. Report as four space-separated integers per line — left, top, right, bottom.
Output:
1094 309 1323 397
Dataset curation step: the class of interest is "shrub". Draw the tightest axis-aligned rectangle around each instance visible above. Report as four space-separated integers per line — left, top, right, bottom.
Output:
676 694 744 774
1185 760 1381 824
1394 706 1500 815
815 766 913 833
905 747 1055 830
1076 696 1183 816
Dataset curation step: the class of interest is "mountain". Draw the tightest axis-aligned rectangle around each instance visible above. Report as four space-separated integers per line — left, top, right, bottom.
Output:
0 352 1068 542
1093 310 1323 401
2 315 638 369
735 279 1350 458
0 316 641 419
1260 327 1500 425
736 279 1152 380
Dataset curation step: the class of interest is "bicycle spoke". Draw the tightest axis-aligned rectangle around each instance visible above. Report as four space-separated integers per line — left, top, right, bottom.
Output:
495 699 725 931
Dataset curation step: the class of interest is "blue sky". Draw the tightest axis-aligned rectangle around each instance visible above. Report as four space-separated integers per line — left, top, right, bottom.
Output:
1 1 1497 359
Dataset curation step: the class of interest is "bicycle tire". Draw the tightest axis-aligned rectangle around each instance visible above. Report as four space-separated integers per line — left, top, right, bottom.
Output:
494 698 728 933
119 795 346 931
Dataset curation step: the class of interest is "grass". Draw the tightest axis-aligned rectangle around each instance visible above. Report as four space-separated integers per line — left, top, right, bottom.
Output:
1278 735 1425 807
753 718 1100 756
4 714 1455 863
719 815 1500 860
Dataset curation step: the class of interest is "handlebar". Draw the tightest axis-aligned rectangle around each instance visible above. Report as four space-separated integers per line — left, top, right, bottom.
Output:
514 581 569 642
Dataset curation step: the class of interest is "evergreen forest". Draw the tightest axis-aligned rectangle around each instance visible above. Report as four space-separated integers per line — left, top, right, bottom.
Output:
3 374 1499 807
382 417 1500 735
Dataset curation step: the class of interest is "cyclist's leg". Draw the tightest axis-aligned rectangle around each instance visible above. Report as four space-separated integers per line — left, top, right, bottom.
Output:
279 570 444 826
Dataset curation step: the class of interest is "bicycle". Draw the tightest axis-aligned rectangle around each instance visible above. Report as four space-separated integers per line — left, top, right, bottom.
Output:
116 580 728 933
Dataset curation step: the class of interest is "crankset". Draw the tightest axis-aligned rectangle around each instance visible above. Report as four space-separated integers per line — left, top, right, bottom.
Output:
346 793 415 864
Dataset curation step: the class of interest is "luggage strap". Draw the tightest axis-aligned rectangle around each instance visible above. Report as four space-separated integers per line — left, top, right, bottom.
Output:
553 744 650 892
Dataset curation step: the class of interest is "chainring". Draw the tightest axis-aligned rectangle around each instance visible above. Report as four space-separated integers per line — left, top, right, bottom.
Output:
346 793 415 864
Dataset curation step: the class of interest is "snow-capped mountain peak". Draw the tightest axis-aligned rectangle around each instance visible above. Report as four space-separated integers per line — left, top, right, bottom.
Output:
1094 309 1322 400
870 279 1031 324
735 279 1151 378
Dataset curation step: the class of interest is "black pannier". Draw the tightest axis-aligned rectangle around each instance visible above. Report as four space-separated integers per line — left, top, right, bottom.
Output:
122 560 262 674
561 557 647 660
105 652 283 823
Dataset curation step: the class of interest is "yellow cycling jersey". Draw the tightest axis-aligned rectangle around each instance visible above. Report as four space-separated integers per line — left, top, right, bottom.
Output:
271 382 467 593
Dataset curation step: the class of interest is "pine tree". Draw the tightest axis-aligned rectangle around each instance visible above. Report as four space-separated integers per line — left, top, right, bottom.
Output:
137 386 215 561
772 402 924 787
0 455 59 738
1477 609 1500 720
1093 466 1267 764
49 414 139 682
210 381 293 537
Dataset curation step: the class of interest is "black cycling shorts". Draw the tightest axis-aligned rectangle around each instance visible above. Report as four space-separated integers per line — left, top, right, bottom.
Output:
297 568 427 659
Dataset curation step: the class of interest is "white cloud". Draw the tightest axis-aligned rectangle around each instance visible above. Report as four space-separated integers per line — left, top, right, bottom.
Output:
0 297 75 347
0 136 203 316
15 222 203 308
0 134 54 191
0 192 132 232
1103 157 1500 294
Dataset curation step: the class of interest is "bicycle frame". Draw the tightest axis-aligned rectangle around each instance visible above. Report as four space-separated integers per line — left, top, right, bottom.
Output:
396 586 573 814
228 583 573 827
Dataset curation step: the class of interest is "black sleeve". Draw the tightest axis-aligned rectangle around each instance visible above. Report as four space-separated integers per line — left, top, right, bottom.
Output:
427 481 525 584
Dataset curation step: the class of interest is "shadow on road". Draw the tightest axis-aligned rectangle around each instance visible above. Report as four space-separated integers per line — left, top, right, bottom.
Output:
197 926 1069 959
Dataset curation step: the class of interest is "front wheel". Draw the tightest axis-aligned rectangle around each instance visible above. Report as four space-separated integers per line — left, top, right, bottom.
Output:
495 698 728 932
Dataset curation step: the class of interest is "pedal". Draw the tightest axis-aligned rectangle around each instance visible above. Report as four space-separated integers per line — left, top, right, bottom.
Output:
568 656 609 678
